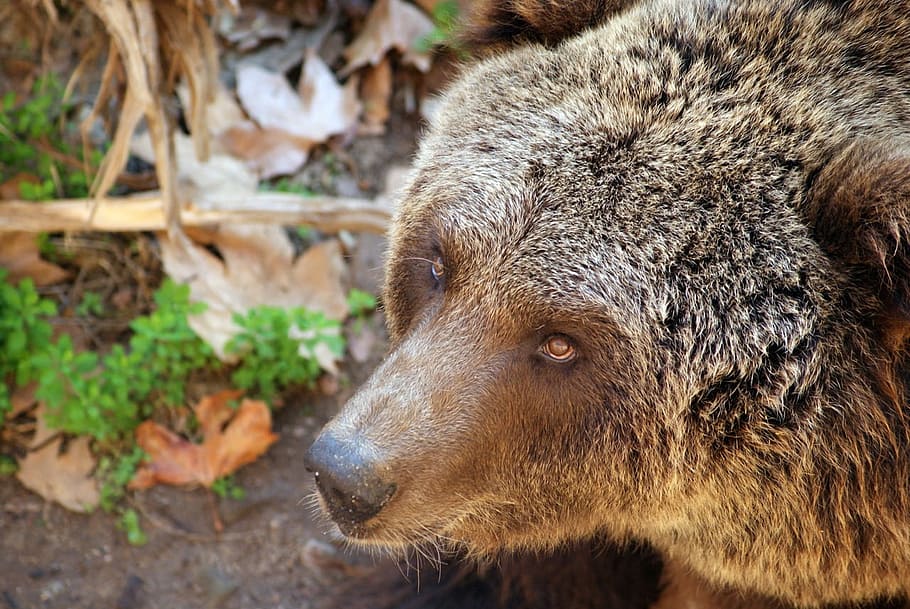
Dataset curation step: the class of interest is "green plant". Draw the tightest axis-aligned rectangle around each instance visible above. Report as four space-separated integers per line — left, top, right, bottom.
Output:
119 508 148 546
211 475 246 500
76 291 104 317
347 289 377 319
0 455 18 476
128 280 215 406
0 269 56 416
32 279 216 440
0 75 101 200
260 177 315 197
226 306 345 400
416 0 462 53
97 447 145 512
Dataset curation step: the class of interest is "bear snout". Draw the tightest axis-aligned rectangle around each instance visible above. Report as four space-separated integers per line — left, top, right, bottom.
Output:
304 432 397 535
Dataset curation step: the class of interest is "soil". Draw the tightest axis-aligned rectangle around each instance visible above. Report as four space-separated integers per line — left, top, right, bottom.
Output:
0 113 420 609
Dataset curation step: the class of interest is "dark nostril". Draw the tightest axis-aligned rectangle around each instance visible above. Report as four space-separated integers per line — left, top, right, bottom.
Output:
304 433 396 531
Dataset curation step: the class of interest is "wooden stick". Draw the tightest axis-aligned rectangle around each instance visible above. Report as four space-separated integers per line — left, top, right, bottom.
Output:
0 194 392 234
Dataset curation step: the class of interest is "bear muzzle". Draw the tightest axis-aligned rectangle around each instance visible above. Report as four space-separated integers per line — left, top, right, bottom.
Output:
304 432 397 536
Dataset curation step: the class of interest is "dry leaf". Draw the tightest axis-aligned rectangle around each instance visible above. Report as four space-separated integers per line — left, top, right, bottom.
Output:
341 0 435 75
177 81 246 141
0 231 69 286
236 51 360 145
359 57 393 134
159 227 349 360
129 390 278 490
28 403 59 449
131 129 258 202
346 324 377 363
219 121 312 179
7 384 38 420
219 6 292 51
16 436 99 513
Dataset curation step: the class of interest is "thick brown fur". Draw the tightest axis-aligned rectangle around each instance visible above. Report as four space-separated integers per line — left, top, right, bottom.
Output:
310 1 910 607
464 0 629 51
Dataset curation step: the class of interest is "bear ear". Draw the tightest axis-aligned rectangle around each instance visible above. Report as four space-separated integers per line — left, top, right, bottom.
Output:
464 0 629 51
809 138 910 321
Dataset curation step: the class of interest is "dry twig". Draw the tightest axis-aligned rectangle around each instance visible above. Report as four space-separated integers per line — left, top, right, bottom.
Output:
0 193 392 234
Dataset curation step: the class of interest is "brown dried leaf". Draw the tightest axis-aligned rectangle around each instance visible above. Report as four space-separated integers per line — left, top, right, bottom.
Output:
236 50 360 145
159 228 349 360
341 0 435 75
219 121 312 179
0 231 69 286
177 82 246 141
131 129 258 201
346 324 377 363
219 6 292 51
359 57 393 134
130 391 278 490
28 403 58 449
129 421 208 488
16 436 99 513
7 384 37 420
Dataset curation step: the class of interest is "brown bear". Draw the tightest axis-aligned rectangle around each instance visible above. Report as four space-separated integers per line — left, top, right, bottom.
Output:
305 0 910 607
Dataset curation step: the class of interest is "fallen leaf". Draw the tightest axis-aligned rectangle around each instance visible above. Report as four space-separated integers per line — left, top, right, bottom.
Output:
359 57 393 134
346 324 377 363
159 227 349 360
219 6 292 51
341 0 435 75
0 231 69 286
130 130 258 202
129 390 278 490
16 436 99 513
292 325 343 375
236 51 360 145
28 403 58 449
175 82 312 179
219 121 312 179
177 81 246 142
6 384 37 420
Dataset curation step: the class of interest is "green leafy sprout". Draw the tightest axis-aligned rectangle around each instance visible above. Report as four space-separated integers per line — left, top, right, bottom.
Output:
416 0 462 53
0 75 102 201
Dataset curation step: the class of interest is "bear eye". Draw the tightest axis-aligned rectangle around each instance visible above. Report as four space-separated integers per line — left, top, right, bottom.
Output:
430 255 446 283
541 335 577 363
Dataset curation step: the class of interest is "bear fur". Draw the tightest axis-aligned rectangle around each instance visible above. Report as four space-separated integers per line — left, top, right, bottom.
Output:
308 0 910 607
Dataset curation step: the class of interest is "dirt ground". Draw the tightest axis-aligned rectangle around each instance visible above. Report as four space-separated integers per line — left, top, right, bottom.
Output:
0 113 420 609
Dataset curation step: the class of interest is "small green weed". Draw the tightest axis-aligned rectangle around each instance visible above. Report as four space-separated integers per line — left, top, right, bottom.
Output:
0 75 101 200
416 0 462 53
260 177 315 197
118 508 148 546
0 269 56 416
76 291 104 317
97 447 146 512
33 279 216 440
226 306 345 400
347 288 377 319
0 455 18 476
211 475 246 500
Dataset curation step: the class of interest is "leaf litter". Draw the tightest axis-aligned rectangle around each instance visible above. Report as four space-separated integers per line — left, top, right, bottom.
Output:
129 390 277 491
16 405 100 513
159 226 349 361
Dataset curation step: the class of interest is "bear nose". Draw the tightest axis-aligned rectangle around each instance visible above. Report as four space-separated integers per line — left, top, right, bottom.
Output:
304 433 396 533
